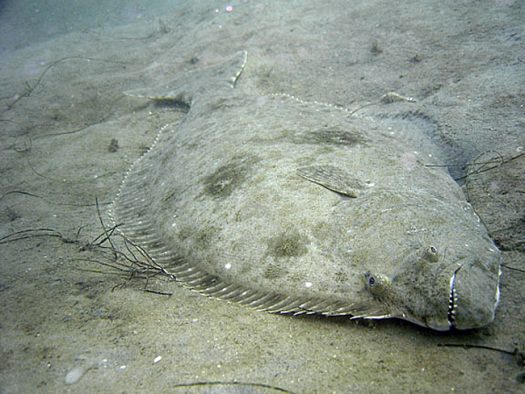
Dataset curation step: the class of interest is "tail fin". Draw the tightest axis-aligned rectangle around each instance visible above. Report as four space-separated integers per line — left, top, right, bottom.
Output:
124 50 247 105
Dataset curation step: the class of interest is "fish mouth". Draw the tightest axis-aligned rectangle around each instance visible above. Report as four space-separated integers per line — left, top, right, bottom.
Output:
447 265 462 328
446 257 500 330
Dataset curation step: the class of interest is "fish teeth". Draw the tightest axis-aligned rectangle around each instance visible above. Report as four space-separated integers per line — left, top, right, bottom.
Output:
448 270 459 327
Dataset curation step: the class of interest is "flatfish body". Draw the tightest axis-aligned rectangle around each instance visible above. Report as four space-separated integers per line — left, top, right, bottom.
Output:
112 51 501 331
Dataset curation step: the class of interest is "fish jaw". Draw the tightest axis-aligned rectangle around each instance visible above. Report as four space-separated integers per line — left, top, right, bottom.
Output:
447 255 502 330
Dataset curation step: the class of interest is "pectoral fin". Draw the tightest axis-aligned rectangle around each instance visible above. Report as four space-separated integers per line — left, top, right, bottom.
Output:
297 165 363 198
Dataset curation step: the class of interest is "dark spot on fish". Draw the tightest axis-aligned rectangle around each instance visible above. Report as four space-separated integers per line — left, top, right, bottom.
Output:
334 271 348 283
195 227 217 248
108 138 119 152
178 226 218 254
202 156 258 198
263 263 289 280
371 40 383 55
293 128 365 146
153 98 191 112
267 232 308 258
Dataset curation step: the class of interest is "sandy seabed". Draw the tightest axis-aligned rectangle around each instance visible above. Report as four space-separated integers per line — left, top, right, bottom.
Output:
0 1 524 392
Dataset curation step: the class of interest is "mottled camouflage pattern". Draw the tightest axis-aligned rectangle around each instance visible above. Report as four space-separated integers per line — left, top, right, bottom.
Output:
112 51 501 331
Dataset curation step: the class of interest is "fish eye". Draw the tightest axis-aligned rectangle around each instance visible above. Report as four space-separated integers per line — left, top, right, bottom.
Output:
424 245 439 262
364 271 376 288
363 272 391 296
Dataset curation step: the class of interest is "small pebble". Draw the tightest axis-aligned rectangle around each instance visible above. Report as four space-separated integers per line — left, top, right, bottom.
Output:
65 366 86 385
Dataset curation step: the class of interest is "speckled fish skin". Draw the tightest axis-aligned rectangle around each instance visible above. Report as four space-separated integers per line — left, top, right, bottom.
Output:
112 51 501 331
